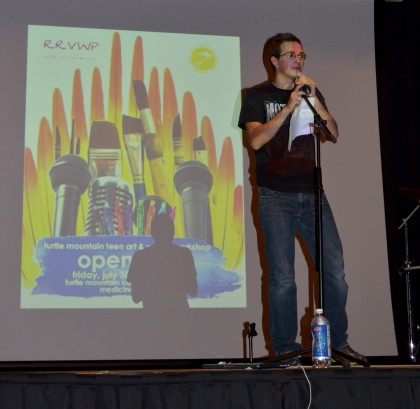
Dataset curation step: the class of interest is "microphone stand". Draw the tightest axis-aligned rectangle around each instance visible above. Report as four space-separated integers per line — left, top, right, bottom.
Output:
268 96 369 367
398 204 420 363
302 96 335 315
248 323 258 363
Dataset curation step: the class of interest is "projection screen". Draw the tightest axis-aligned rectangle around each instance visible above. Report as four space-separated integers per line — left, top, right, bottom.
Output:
0 0 396 362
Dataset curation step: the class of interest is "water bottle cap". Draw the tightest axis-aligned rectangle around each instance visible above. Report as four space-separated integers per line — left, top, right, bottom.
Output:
315 308 323 315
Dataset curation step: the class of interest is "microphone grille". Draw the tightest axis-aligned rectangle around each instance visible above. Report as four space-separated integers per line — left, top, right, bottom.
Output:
85 176 133 235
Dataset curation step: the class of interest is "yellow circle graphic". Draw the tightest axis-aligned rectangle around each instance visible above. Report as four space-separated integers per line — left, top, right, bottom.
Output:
190 46 216 72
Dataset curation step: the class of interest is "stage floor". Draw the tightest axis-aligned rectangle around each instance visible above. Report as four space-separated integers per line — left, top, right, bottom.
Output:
1 362 420 408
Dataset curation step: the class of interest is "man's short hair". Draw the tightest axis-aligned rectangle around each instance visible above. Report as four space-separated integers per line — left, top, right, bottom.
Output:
263 32 302 72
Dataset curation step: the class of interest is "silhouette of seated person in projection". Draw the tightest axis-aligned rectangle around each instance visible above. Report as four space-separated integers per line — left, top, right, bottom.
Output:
127 213 198 313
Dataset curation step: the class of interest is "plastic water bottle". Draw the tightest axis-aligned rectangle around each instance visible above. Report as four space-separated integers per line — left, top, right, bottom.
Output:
311 308 331 368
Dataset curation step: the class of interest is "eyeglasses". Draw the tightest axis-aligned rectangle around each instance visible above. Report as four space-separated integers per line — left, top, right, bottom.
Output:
278 52 308 61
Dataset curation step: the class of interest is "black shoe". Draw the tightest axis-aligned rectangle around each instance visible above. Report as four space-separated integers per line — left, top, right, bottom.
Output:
282 356 302 367
272 351 302 367
333 345 370 368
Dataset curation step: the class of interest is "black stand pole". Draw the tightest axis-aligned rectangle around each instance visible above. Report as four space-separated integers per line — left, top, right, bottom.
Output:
267 96 369 367
248 323 258 363
303 95 337 313
398 204 420 363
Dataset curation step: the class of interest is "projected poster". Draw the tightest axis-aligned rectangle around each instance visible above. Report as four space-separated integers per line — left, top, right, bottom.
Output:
22 25 244 308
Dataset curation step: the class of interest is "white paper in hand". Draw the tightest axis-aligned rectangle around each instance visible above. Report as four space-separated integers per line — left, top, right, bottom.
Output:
288 97 315 151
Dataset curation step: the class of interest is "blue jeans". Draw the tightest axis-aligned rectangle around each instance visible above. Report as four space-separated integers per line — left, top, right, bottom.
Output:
258 188 348 355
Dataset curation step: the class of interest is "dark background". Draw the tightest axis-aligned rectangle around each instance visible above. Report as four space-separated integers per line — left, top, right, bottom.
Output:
375 0 420 361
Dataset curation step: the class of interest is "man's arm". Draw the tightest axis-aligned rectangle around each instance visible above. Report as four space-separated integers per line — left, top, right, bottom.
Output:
314 99 339 141
244 88 307 150
295 74 339 141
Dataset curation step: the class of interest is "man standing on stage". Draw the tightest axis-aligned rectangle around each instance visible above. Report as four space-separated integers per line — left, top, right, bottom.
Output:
238 32 368 367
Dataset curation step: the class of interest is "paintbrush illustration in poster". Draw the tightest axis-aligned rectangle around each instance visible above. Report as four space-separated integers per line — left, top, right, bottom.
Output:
22 25 245 308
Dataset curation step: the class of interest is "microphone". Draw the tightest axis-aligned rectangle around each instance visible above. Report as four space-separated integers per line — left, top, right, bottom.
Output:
85 176 133 236
173 160 213 242
49 154 92 237
295 73 311 95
